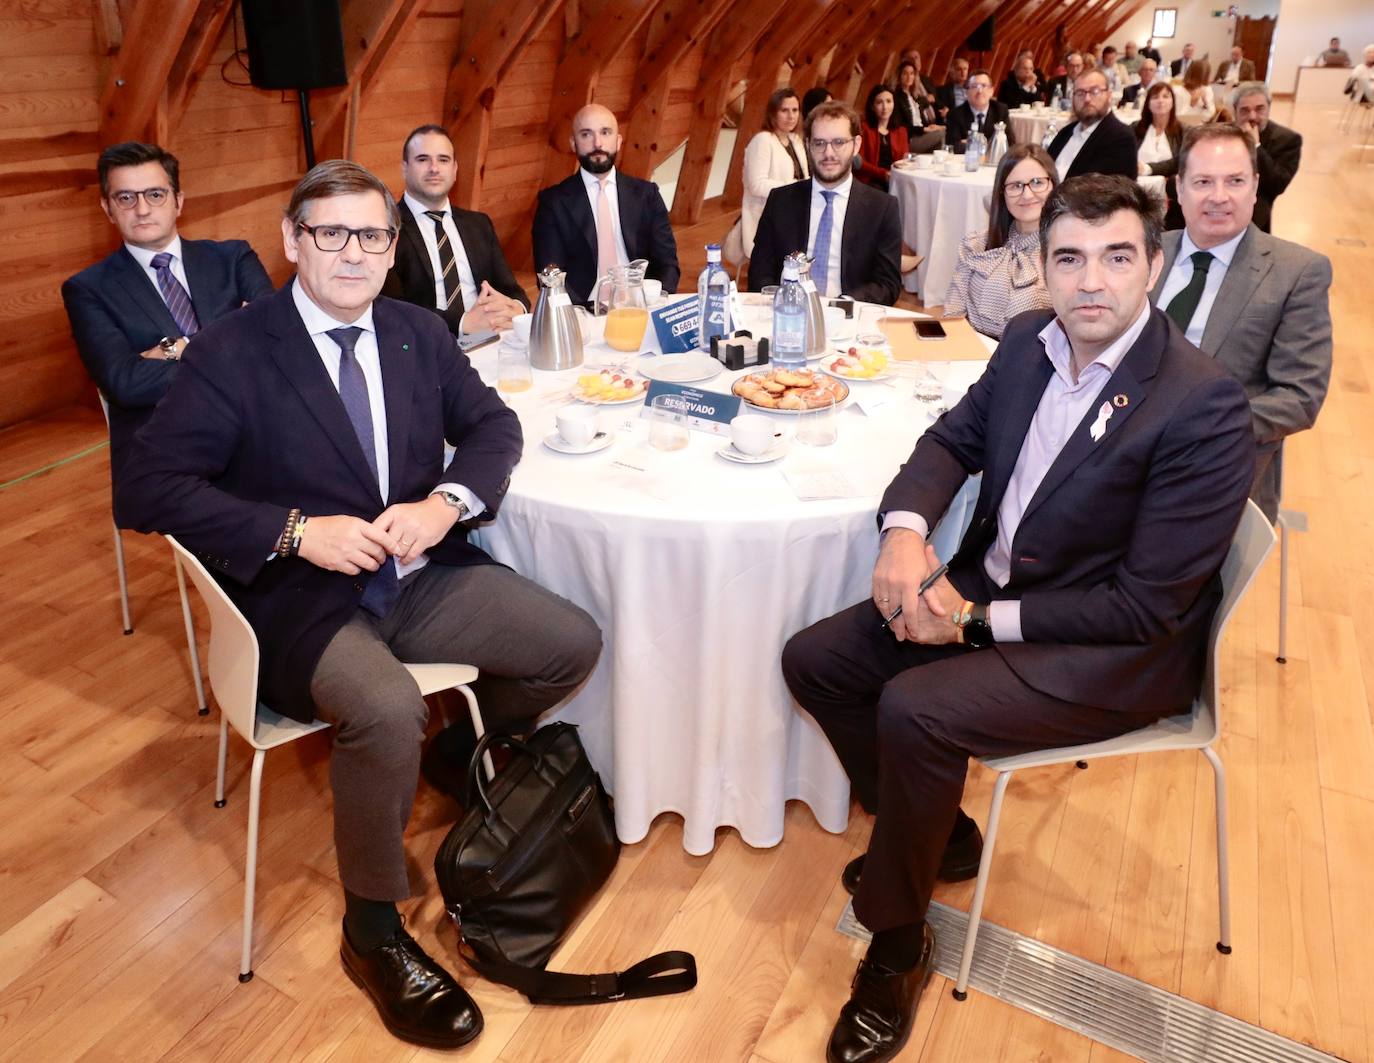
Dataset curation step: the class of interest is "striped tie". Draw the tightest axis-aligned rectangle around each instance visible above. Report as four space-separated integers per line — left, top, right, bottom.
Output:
149 252 200 336
424 210 465 332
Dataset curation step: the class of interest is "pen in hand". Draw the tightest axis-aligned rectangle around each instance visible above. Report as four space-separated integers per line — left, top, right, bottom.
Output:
880 561 949 630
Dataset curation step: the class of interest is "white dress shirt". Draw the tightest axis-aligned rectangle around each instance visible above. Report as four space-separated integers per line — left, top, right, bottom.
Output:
1137 125 1173 167
1055 117 1101 179
580 167 630 268
881 301 1152 642
902 89 925 128
403 192 479 317
290 279 482 576
806 175 851 298
1155 227 1246 346
125 235 191 302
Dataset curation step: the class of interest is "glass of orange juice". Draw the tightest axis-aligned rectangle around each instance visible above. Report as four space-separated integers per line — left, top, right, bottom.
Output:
603 306 649 352
497 344 532 393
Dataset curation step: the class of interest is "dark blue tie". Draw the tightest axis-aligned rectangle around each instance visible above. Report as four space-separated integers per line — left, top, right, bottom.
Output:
150 252 200 336
327 325 398 618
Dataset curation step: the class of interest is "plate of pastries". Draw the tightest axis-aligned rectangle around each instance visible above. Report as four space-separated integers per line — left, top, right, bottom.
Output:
731 367 849 410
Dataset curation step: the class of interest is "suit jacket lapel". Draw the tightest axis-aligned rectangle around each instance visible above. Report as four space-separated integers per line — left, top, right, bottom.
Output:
112 248 178 336
1200 227 1270 352
264 286 385 506
566 175 597 261
1018 310 1165 526
179 239 213 323
400 201 436 289
985 352 1054 511
616 177 640 259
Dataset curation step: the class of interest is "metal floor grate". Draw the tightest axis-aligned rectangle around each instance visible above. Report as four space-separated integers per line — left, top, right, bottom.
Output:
836 900 1347 1063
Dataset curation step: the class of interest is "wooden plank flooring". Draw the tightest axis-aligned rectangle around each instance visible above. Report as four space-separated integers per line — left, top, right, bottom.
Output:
1 101 1371 1062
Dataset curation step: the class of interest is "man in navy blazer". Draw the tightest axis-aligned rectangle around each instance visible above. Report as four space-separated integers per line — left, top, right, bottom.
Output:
1047 69 1139 181
531 103 680 306
62 142 273 523
783 176 1254 1063
119 161 601 1049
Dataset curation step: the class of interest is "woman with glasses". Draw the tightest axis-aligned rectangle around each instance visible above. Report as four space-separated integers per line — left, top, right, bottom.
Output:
728 87 810 263
942 144 1057 339
857 84 908 193
1134 81 1185 229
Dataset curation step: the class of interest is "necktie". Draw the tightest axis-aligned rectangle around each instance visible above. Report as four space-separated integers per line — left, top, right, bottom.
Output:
975 113 984 134
423 210 461 310
811 190 837 297
149 252 200 336
1164 251 1215 333
326 325 398 618
595 177 618 280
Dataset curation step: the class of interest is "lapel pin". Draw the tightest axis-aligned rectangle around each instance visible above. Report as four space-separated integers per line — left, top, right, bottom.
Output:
1090 400 1114 442
402 343 409 350
1112 393 1128 408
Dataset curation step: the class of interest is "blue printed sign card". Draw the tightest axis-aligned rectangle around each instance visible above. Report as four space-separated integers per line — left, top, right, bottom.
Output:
651 299 701 354
639 380 742 437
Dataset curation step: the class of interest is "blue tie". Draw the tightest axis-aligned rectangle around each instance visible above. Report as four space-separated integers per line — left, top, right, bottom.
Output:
812 190 837 297
150 252 200 336
327 326 398 618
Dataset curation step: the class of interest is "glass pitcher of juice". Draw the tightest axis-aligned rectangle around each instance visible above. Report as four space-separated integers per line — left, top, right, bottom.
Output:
594 259 650 352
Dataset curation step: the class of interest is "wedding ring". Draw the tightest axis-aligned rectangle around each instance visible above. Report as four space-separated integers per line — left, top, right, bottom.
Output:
880 596 890 603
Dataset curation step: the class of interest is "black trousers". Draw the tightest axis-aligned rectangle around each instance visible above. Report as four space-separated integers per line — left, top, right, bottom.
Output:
782 599 1163 932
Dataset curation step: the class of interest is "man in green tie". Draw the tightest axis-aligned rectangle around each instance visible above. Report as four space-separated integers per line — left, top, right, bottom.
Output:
1153 123 1333 519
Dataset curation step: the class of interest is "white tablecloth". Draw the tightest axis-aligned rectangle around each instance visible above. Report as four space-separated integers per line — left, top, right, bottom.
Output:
466 314 988 854
891 165 997 306
1007 106 1143 146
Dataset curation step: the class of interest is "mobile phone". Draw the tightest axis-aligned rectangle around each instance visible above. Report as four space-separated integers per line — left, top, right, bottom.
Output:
456 329 500 353
914 320 947 340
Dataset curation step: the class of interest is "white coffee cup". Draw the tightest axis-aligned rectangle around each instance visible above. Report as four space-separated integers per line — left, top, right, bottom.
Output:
823 304 854 343
556 405 599 447
642 278 663 304
914 154 933 170
932 149 949 165
731 414 776 456
942 159 960 175
511 312 533 347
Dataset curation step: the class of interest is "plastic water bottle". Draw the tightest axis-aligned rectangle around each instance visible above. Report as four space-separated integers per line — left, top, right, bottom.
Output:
771 259 810 371
697 244 731 353
1043 119 1061 149
964 131 983 171
1051 83 1062 111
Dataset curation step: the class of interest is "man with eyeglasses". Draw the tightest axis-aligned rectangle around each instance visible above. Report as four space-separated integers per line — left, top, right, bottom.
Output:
1046 69 1139 180
747 101 902 305
62 141 272 524
1047 51 1086 104
118 160 602 1049
945 69 1016 154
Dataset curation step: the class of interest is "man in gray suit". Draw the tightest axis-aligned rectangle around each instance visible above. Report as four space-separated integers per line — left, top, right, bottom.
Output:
1153 124 1332 519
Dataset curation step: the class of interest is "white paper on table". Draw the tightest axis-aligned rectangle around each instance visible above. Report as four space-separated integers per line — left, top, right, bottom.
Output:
604 455 676 501
782 464 863 502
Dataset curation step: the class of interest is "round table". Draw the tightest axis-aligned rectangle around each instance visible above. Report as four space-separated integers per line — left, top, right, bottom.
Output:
891 164 997 306
466 312 987 854
1007 106 1143 146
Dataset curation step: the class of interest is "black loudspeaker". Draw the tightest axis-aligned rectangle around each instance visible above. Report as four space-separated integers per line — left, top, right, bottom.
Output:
964 16 995 53
241 0 348 90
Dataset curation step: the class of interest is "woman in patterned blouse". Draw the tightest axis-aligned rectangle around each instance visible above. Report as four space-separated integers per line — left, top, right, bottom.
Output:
942 143 1058 339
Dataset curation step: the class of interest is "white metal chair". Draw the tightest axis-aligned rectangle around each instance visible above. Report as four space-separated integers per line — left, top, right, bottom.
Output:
951 500 1276 1000
97 395 208 714
167 536 493 983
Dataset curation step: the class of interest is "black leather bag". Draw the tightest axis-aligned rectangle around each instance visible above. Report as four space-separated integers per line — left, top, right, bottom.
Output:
434 722 697 1004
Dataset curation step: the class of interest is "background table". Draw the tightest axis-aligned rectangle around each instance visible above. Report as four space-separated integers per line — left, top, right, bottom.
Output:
466 318 989 854
891 164 997 306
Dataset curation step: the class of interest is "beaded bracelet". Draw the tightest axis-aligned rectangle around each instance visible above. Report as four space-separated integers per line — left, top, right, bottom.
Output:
277 508 301 559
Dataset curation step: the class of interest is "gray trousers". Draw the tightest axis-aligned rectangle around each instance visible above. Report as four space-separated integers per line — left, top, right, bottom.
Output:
309 562 602 900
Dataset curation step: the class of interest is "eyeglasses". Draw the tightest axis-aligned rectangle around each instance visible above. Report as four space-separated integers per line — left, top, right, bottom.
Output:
1072 86 1108 100
107 187 172 210
295 223 397 254
1005 177 1052 197
809 138 854 155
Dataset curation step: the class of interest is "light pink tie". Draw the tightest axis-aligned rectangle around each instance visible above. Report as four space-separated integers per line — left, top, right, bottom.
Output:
595 176 618 278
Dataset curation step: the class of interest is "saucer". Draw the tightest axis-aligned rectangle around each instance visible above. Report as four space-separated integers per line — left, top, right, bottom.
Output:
717 440 786 465
543 430 613 455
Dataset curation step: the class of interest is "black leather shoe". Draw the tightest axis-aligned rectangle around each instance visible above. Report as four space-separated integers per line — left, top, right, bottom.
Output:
842 823 984 895
341 924 483 1049
827 923 936 1063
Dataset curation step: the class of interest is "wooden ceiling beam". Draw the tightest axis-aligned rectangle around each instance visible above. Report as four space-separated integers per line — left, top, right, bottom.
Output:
98 0 202 145
1103 0 1154 41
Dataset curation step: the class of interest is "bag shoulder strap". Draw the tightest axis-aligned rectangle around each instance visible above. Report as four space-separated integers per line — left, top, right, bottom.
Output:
460 941 696 1005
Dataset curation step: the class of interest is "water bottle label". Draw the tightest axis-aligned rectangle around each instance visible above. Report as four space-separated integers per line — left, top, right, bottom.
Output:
704 292 728 338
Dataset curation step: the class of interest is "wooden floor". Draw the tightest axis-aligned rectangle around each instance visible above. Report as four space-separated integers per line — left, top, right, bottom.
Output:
2 101 1371 1063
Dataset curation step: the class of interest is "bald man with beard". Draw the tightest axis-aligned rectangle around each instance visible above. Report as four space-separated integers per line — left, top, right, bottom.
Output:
531 103 680 306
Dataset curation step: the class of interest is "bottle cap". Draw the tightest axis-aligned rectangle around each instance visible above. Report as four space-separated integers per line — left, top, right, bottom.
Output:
706 243 722 263
781 260 800 280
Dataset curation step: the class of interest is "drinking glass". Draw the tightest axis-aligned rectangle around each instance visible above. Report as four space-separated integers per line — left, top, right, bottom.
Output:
912 362 945 413
796 394 838 447
855 306 888 349
648 394 690 451
497 344 532 393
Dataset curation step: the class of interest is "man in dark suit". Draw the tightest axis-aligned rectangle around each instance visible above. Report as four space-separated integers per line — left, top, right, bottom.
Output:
383 124 527 337
1120 58 1161 106
782 175 1254 1063
1140 39 1163 64
531 103 679 306
118 161 601 1049
1155 124 1332 519
1047 51 1085 105
998 52 1046 108
1171 42 1198 79
1047 69 1139 179
748 101 902 306
945 69 1016 153
1231 83 1302 233
62 141 273 524
934 57 971 118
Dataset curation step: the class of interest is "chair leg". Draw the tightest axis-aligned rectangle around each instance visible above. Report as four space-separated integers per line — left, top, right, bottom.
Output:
954 770 1011 999
457 684 495 782
215 714 229 809
1276 513 1289 664
112 522 133 635
173 553 209 715
239 747 266 983
1202 746 1233 955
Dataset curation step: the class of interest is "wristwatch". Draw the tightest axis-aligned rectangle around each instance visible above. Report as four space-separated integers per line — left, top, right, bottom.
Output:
158 336 182 360
431 490 470 522
955 602 995 649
